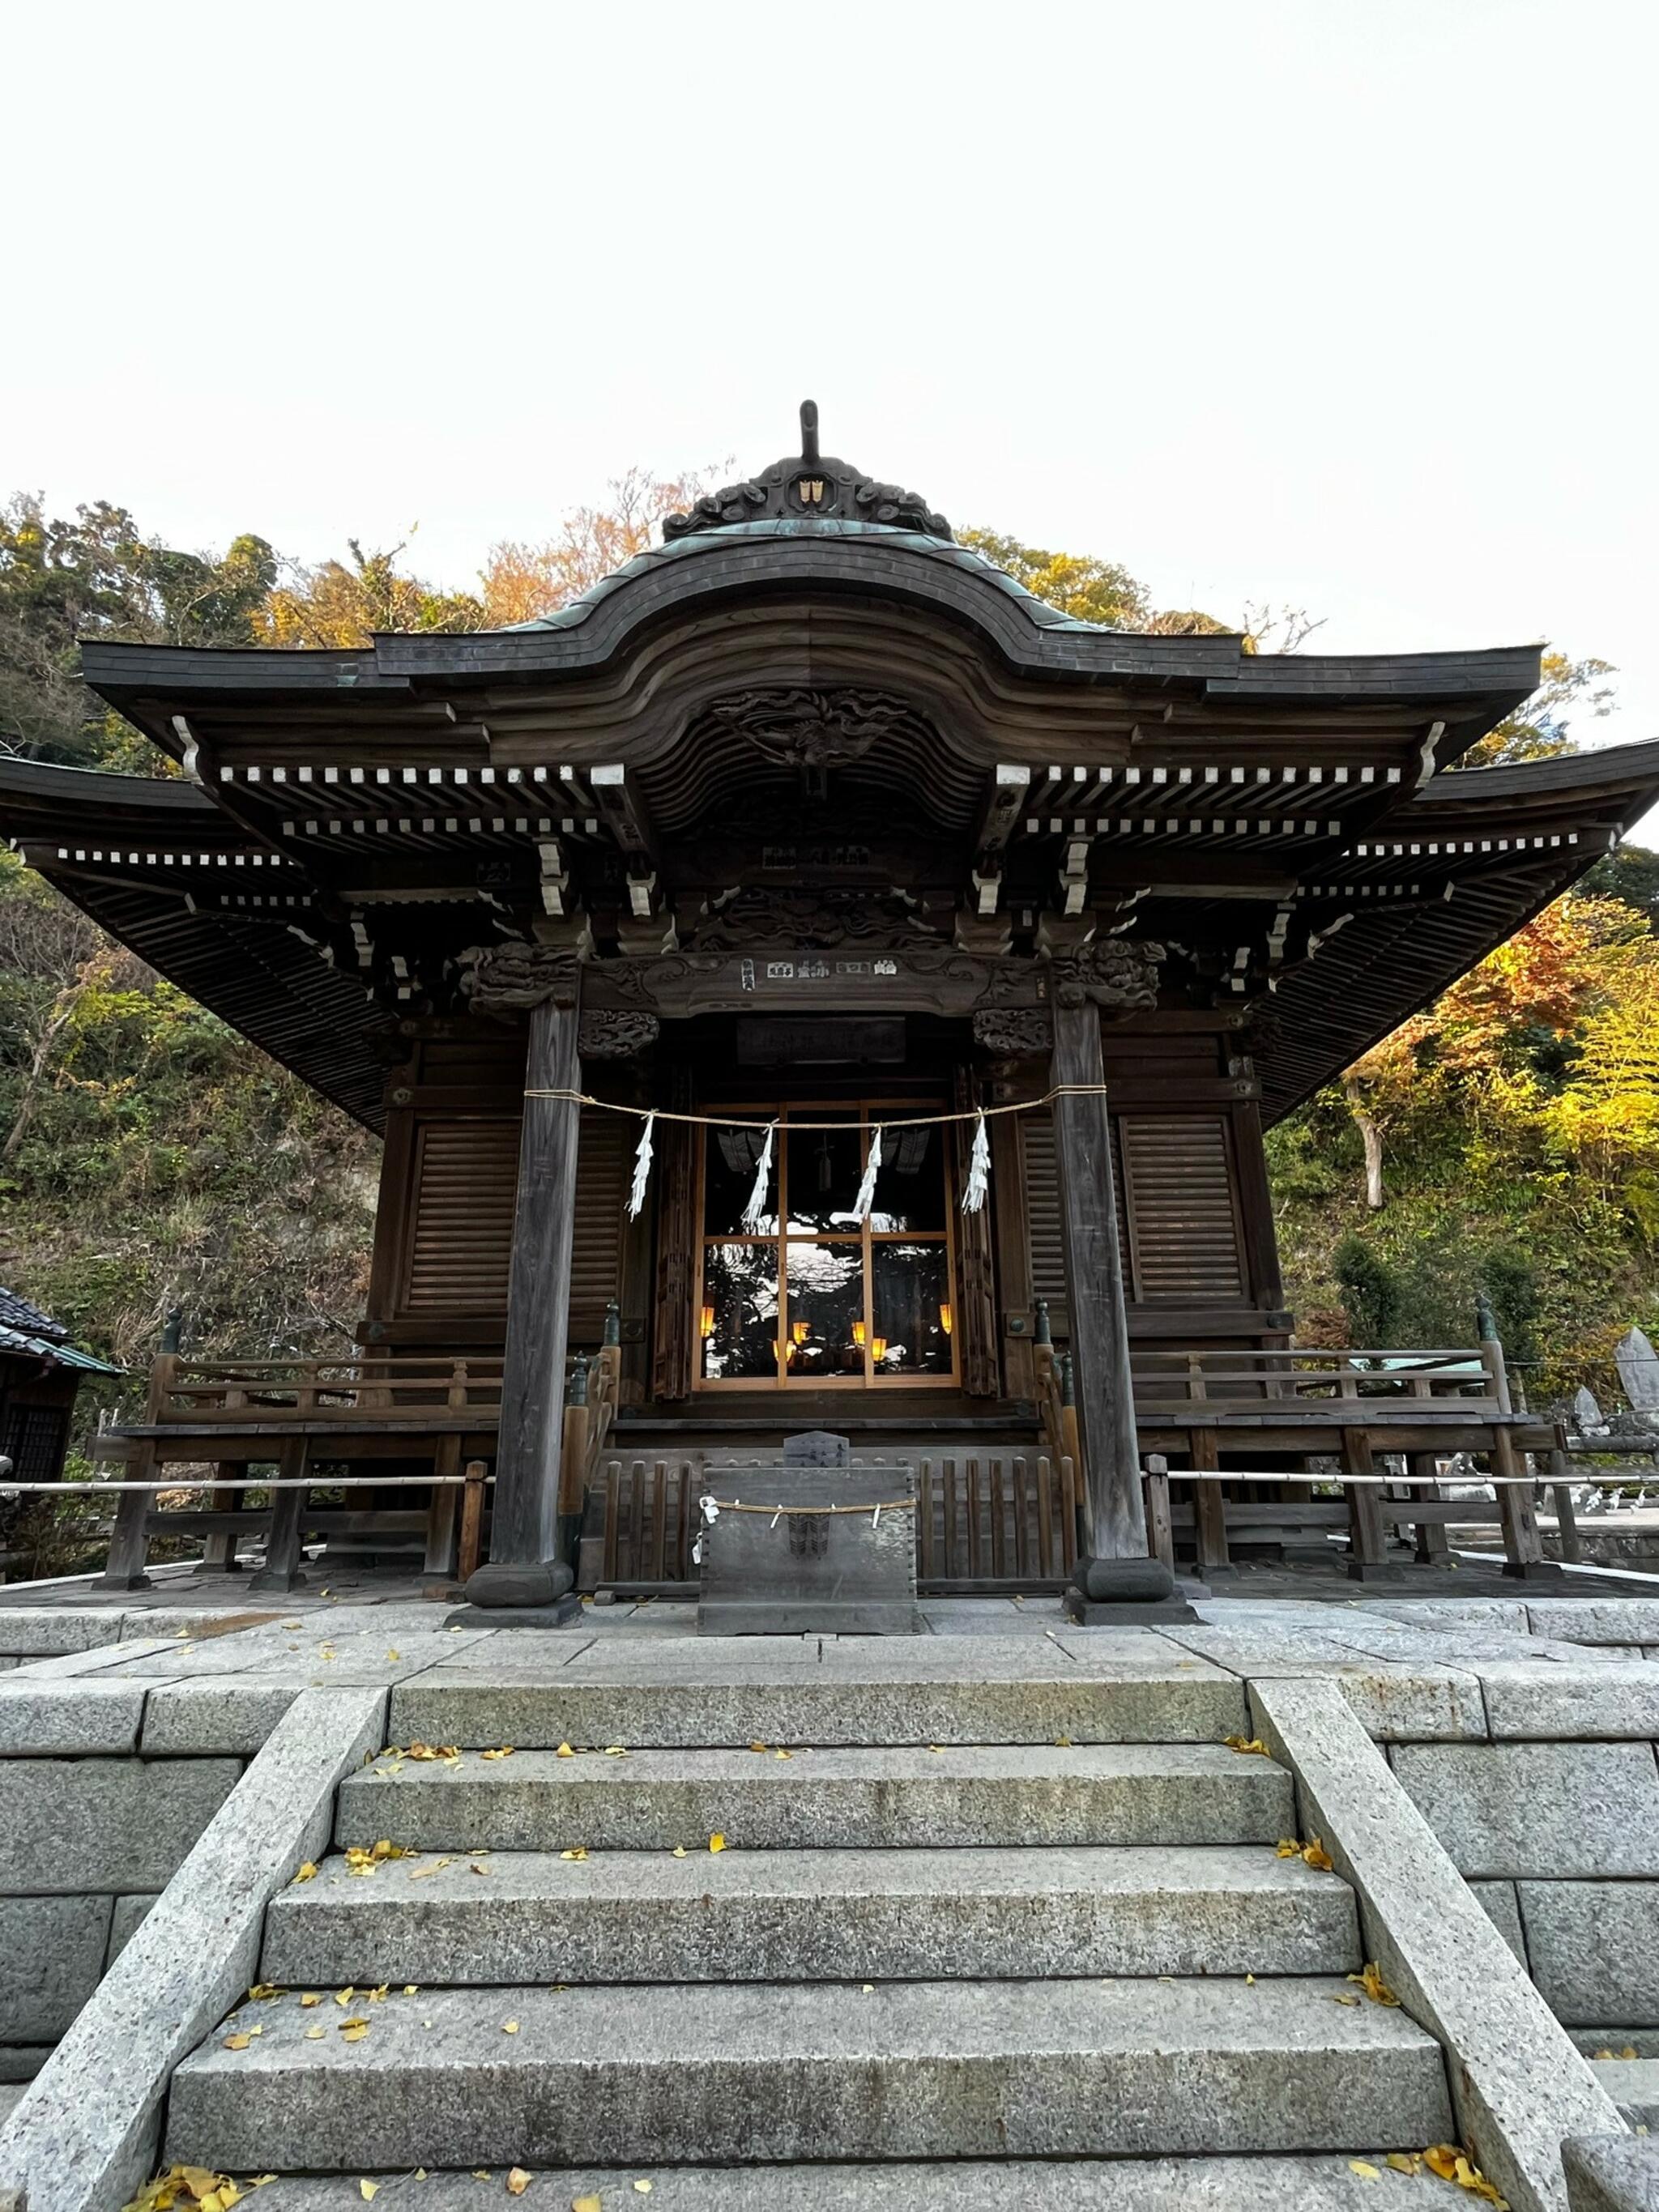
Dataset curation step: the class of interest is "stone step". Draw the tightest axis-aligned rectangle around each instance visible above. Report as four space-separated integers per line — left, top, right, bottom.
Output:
386 1649 1247 1750
232 2155 1464 2210
337 1741 1292 1852
264 1843 1359 1986
166 1976 1451 2172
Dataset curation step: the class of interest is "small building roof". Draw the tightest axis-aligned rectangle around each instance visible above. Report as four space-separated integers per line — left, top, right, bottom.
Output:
0 1288 123 1375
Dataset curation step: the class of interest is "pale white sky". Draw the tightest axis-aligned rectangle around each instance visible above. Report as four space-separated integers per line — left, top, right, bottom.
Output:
6 1 1657 832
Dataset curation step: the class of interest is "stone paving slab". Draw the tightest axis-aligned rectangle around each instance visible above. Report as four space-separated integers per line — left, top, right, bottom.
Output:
164 1974 1452 2171
263 1843 1359 1986
1529 1600 1659 1645
0 1895 111 2039
1145 1626 1486 1741
1474 1660 1659 1739
337 1741 1294 1852
0 1612 124 1657
140 1680 305 1754
232 2154 1489 2211
1390 1742 1659 1878
387 1665 1250 1748
0 1754 244 1893
0 1679 147 1754
1589 2056 1659 2128
1519 1882 1659 2024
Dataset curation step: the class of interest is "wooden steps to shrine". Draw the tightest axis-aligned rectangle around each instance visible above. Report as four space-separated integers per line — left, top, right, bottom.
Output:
160 1662 1457 2189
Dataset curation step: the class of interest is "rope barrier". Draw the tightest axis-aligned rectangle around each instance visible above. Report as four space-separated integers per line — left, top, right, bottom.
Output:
518 1085 1108 1131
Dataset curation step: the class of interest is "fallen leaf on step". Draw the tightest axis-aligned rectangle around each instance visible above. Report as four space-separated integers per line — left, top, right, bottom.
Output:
358 2186 378 2204
335 1988 356 2005
1244 1975 1256 1986
1387 2154 1421 2175
774 1749 792 1759
1593 2046 1640 2060
748 1741 768 1752
672 1847 688 1857
506 2175 531 2199
709 1833 727 1853
1225 1737 1270 1756
1349 2162 1380 2180
1302 1837 1334 1872
481 1746 516 1761
927 1745 944 1754
1332 1993 1361 2006
339 2019 371 2041
408 1856 454 1882
406 1743 462 1762
556 1742 576 1758
633 2185 653 2196
367 1985 390 2002
1349 1962 1401 2007
300 1993 322 2008
604 1745 629 1757
385 1652 400 1663
1423 2145 1509 2205
247 1984 283 2001
293 1863 318 1884
305 2027 325 2040
403 1985 420 1996
1276 1839 1300 1857
503 2020 520 2034
572 2198 602 2212
1053 1735 1073 1748
561 1847 589 1861
224 2033 254 2050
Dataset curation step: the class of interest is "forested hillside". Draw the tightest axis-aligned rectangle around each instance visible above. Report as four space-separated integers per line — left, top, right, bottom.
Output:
2 485 1654 1451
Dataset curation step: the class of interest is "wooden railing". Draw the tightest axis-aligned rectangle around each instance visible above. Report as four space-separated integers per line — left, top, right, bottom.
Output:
139 1353 507 1426
1129 1345 1508 1413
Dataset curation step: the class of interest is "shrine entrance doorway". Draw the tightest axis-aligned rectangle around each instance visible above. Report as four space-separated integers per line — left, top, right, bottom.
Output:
695 1102 960 1392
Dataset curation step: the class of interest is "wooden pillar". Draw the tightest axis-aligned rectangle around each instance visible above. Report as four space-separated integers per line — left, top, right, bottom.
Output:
202 1464 245 1573
466 979 583 1610
249 1438 310 1594
96 1449 155 1592
1341 1426 1394 1581
1492 1421 1547 1577
1050 999 1145 1558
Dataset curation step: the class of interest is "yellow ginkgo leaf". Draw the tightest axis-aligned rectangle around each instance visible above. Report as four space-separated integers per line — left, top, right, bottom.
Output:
247 1984 282 2001
774 1750 792 1760
561 1847 589 1862
299 1993 322 2009
506 2174 531 2199
748 1741 768 1753
385 1651 400 1663
633 2185 653 2197
672 1847 689 1858
335 1988 356 2005
573 2197 603 2212
1275 1839 1300 1858
1302 1838 1334 1872
603 1745 629 1757
1054 1735 1073 1748
1349 2161 1380 2180
481 1746 516 1761
1349 1962 1401 2007
359 2185 379 2204
305 2027 326 2040
556 1743 576 1758
1225 1737 1271 1756
224 2033 253 2051
293 1864 318 1884
403 1984 420 1996
502 2020 520 2034
1332 1993 1361 2006
709 1833 727 1853
1387 2154 1420 2175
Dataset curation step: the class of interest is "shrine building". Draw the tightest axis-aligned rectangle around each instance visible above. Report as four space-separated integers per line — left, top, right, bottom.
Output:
5 404 1658 1606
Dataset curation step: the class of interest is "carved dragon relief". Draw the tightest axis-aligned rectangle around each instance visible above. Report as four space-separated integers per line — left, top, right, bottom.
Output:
696 687 934 773
689 887 944 953
578 1008 661 1059
457 942 581 1012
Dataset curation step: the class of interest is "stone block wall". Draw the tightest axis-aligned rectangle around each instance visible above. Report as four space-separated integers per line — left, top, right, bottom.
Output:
0 1609 267 2083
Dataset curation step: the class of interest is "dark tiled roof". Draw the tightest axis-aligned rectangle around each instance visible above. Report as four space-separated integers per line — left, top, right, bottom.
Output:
0 1286 67 1342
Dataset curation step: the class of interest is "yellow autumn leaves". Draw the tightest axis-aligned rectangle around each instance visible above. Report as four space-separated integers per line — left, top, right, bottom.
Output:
1276 1836 1335 1872
1347 2148 1508 2204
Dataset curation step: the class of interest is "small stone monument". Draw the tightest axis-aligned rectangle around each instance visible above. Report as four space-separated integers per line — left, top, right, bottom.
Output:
696 1430 919 1635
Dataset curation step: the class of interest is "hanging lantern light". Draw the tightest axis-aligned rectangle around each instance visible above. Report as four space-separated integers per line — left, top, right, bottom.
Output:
699 1303 716 1340
851 1320 867 1348
938 1302 953 1336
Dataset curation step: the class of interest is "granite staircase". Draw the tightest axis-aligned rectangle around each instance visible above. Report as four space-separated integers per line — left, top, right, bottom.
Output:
162 1660 1457 2206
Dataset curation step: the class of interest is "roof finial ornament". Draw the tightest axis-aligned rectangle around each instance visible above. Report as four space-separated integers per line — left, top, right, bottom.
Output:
662 406 951 543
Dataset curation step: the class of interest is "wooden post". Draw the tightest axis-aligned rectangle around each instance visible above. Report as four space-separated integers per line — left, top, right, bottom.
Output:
466 979 583 1611
96 1346 178 1590
202 1463 245 1573
457 1460 488 1583
421 1434 463 1591
1341 1427 1394 1581
1191 1427 1230 1579
1492 1421 1547 1577
1049 999 1145 1558
249 1437 310 1593
1408 1449 1452 1566
1550 1436 1582 1565
1143 1453 1175 1575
